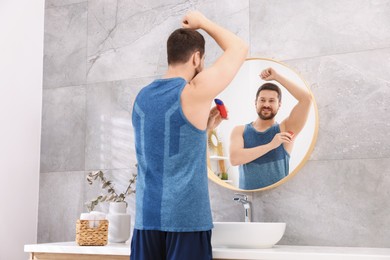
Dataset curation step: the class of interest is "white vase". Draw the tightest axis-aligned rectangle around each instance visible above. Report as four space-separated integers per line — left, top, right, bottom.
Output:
107 202 131 243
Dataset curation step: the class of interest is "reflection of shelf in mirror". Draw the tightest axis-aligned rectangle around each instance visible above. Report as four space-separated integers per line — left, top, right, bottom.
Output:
209 155 229 160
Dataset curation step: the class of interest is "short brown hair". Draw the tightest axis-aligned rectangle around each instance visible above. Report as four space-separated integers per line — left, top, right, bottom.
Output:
167 28 205 65
256 83 282 102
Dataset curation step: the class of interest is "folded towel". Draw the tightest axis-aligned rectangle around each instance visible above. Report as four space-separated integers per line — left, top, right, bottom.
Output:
80 212 106 228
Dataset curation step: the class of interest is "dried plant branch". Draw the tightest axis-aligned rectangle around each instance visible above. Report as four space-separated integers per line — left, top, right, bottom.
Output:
85 165 137 212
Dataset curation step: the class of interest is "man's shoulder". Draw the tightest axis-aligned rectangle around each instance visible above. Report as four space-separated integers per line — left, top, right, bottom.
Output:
233 124 246 134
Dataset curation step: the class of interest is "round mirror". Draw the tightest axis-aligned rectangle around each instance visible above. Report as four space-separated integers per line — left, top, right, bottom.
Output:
207 57 319 191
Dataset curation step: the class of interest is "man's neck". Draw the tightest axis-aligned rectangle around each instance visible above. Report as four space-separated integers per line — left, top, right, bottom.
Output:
163 64 194 82
252 118 275 132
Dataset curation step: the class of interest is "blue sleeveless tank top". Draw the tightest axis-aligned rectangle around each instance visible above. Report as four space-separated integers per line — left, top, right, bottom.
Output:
132 77 213 232
239 123 290 190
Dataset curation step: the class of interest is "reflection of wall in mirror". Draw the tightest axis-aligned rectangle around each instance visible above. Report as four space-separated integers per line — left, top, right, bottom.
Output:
208 129 232 183
215 59 316 189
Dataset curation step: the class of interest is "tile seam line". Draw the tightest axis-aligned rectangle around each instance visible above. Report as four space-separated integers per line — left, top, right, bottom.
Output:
280 46 390 63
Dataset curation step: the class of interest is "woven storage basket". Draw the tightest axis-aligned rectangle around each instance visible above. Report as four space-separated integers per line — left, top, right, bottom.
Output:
76 219 109 246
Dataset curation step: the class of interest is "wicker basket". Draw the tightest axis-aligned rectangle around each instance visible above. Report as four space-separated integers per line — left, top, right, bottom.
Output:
76 219 109 246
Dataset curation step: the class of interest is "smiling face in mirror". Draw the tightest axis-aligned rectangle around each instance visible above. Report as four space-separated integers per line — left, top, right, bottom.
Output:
208 58 318 191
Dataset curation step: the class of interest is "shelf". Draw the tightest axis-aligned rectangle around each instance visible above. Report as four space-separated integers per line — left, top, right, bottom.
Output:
209 155 229 160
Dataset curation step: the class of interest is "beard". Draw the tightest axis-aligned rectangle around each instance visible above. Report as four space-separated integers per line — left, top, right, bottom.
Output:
257 107 277 120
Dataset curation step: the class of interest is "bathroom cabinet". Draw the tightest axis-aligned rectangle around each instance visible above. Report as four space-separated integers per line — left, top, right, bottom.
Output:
25 242 128 260
25 242 390 259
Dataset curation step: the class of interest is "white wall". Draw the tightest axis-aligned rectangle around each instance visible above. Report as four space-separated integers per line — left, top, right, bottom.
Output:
0 0 44 259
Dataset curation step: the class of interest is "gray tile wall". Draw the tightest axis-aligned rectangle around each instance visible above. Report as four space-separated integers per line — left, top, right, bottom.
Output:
39 0 390 247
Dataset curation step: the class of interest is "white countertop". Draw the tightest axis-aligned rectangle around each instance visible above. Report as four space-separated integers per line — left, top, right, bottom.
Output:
213 246 390 259
24 241 130 255
24 242 390 259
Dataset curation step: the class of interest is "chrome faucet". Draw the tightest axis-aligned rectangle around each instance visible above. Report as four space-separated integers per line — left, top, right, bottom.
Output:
233 193 251 222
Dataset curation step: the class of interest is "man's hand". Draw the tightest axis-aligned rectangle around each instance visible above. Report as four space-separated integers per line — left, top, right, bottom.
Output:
260 67 279 81
207 106 227 132
182 11 208 30
269 131 294 149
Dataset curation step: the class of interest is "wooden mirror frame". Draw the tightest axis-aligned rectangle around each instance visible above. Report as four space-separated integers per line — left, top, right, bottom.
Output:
207 57 319 192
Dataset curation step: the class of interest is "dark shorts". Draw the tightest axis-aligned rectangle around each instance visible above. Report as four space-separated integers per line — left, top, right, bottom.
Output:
130 228 213 260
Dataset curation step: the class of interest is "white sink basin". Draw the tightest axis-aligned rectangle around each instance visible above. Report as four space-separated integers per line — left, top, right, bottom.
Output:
211 222 286 249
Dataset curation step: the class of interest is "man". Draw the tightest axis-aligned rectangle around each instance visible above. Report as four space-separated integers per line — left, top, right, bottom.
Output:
131 11 247 260
229 67 312 190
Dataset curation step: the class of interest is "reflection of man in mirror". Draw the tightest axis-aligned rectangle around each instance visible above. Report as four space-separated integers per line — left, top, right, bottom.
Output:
229 67 312 190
